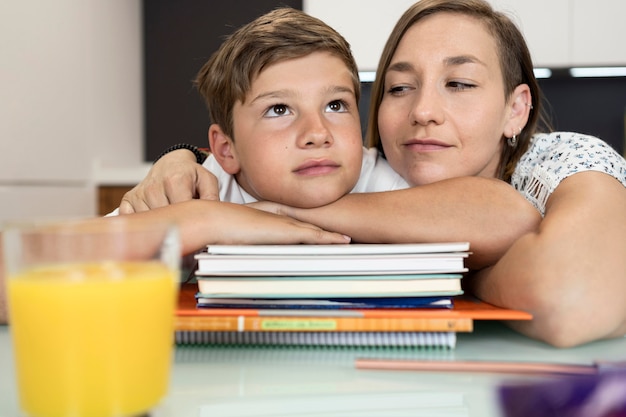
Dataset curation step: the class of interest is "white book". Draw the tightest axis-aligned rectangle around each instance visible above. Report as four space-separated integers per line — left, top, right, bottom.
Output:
196 274 463 298
205 242 470 256
195 252 468 276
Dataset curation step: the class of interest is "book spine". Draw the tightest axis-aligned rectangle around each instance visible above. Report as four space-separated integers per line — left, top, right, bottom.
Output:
175 331 457 348
175 316 473 332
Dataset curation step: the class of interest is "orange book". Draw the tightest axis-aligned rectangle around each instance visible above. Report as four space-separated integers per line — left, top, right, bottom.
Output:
175 285 531 332
176 315 473 333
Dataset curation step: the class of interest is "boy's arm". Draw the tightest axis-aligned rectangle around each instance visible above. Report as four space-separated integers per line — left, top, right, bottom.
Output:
119 199 350 255
119 148 218 214
0 200 351 324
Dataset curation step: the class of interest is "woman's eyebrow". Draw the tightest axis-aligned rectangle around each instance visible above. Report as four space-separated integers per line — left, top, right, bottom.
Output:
443 54 486 68
386 55 486 74
387 61 414 73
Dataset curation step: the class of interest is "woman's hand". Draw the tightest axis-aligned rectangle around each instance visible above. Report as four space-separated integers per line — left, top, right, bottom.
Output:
119 149 219 214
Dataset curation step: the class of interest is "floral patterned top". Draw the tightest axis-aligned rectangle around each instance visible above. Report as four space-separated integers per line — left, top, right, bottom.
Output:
510 132 626 216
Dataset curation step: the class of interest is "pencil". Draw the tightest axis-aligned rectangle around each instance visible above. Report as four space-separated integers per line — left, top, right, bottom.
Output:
354 358 599 376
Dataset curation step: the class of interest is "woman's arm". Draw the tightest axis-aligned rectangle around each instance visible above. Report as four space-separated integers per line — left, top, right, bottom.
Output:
252 176 541 270
119 149 219 214
467 171 626 347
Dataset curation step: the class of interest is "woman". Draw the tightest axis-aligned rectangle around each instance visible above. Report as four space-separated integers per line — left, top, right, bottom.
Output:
120 0 626 347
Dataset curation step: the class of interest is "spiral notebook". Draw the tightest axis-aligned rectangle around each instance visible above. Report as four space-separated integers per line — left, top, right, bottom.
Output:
175 330 458 348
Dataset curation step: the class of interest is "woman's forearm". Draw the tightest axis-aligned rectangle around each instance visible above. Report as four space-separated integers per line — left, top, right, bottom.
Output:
278 177 541 270
467 172 626 347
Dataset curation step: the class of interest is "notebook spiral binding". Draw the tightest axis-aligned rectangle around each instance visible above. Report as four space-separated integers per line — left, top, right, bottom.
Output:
175 331 456 349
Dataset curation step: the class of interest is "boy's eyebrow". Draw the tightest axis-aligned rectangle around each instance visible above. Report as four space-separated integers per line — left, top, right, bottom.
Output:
250 85 355 103
387 55 487 73
251 90 293 103
327 85 355 96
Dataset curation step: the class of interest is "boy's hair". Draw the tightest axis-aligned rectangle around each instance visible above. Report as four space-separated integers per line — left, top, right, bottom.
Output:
195 7 361 140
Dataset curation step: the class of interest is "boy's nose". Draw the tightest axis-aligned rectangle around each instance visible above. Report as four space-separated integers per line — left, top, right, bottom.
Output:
299 115 333 147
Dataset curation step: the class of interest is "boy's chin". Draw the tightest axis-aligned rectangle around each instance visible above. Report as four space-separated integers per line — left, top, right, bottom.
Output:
281 191 347 209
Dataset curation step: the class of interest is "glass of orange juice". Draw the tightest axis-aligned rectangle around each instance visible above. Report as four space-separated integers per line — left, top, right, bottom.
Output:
3 217 180 417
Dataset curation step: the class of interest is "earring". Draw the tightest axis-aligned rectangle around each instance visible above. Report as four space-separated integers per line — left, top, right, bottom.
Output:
507 135 518 147
507 127 521 147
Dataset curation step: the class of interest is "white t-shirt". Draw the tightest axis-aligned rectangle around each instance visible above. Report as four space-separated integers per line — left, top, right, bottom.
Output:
205 146 409 204
511 132 626 215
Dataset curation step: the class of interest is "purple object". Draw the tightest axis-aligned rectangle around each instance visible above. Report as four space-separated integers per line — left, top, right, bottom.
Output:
499 369 626 417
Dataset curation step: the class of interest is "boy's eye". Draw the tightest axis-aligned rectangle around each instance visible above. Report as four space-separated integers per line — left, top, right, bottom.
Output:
326 100 348 113
265 104 292 118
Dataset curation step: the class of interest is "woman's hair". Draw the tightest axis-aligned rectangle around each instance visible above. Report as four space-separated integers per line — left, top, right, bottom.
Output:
366 0 550 182
195 7 360 140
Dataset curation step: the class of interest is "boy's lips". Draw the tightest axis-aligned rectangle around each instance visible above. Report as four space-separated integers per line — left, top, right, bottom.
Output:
293 159 340 176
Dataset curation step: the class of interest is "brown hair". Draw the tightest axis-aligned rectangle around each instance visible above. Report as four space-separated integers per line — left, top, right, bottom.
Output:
366 0 550 182
195 7 360 140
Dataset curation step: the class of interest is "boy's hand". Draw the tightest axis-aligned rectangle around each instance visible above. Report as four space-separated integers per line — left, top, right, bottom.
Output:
119 149 219 214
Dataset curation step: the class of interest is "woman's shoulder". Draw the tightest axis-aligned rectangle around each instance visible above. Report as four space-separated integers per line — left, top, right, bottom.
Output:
523 131 625 168
512 131 626 215
528 131 615 152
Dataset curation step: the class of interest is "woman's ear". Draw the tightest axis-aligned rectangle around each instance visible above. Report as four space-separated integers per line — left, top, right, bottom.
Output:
208 124 241 174
504 84 532 138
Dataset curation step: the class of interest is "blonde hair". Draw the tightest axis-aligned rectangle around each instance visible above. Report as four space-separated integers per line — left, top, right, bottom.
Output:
195 8 360 140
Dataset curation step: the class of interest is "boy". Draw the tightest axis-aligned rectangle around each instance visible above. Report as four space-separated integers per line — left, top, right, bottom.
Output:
115 8 406 214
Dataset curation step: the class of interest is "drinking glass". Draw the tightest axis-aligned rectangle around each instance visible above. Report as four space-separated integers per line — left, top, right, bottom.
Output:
3 217 180 417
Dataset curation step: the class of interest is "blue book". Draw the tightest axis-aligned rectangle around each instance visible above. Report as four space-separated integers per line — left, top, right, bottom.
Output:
195 295 453 310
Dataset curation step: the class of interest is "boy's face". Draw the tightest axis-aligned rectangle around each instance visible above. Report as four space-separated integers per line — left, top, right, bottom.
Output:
224 51 363 208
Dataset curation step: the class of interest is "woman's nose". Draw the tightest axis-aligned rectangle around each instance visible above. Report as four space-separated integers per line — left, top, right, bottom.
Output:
409 87 445 126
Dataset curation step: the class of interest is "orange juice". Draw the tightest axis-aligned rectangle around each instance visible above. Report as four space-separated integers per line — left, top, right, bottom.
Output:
8 261 178 417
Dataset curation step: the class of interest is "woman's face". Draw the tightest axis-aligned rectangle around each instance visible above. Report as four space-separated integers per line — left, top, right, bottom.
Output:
378 13 514 186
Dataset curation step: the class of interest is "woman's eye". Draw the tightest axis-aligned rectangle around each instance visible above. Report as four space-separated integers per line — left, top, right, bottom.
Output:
326 100 348 113
448 81 476 91
386 85 411 95
265 104 291 118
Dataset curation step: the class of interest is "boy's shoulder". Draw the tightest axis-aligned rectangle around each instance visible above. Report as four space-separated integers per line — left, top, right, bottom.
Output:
353 147 410 193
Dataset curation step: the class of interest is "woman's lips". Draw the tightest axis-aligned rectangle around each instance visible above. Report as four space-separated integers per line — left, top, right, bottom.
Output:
403 138 451 152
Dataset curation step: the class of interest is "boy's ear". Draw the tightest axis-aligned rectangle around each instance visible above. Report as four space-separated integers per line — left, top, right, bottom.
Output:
504 84 532 138
208 124 241 174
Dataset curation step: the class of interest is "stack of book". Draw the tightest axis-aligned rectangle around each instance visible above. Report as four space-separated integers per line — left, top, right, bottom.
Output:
175 243 531 348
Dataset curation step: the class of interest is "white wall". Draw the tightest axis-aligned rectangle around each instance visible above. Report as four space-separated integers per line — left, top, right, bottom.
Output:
304 0 626 70
0 0 143 221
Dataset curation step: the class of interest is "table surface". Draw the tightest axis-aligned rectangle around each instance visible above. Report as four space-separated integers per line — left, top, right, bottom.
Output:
1 321 625 417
